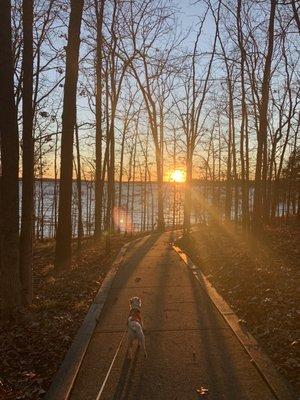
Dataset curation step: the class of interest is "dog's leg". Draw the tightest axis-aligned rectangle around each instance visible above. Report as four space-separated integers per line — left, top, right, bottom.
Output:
126 330 134 359
135 324 147 359
140 332 147 358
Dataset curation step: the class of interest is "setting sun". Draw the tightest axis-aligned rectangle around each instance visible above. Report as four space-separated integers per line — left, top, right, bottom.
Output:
170 169 186 183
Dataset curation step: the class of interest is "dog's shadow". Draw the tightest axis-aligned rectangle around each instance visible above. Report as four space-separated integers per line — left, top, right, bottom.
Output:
113 346 140 400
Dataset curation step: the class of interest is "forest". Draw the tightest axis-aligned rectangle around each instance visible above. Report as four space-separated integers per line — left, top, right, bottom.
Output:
0 0 299 398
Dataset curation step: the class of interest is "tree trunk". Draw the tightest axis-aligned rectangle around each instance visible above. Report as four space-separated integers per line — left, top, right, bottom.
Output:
118 114 130 232
184 150 192 233
172 130 177 228
94 0 105 241
225 77 233 221
155 144 165 232
237 0 250 228
55 0 84 270
130 134 138 235
253 0 276 232
20 0 34 305
0 0 22 315
53 127 59 235
75 124 83 255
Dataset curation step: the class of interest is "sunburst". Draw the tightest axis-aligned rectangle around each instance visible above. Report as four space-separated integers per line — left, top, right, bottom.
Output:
170 169 186 183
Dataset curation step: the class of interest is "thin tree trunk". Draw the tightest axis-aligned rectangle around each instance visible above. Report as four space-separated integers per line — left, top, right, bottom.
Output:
94 0 105 241
55 0 84 270
231 99 238 223
118 114 130 231
75 123 83 254
20 0 34 304
225 77 233 221
53 128 59 234
155 144 165 231
172 129 177 228
125 148 133 234
130 132 138 235
253 0 276 232
105 0 118 246
184 152 192 233
38 142 45 241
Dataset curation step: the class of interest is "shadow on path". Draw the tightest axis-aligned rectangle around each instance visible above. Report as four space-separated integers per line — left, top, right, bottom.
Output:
97 234 162 325
113 347 140 400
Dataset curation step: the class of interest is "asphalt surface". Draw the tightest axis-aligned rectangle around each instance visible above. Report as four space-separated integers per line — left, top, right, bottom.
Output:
69 232 277 400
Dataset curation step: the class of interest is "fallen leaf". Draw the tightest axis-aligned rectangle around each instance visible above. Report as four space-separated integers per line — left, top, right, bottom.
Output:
196 386 209 396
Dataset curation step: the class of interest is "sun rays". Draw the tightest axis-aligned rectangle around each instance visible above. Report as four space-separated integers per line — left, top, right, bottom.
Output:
169 169 186 183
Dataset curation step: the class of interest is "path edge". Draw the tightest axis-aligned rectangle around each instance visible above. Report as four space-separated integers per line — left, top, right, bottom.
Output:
172 241 296 400
45 236 143 400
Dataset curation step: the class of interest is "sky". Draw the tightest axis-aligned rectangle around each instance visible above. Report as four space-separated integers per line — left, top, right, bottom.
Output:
179 0 216 50
36 0 219 180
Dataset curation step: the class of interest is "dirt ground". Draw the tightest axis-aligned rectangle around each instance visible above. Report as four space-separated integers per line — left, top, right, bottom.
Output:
178 222 300 395
0 235 137 400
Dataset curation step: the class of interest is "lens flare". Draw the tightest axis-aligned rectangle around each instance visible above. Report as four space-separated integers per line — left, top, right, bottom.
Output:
113 207 133 232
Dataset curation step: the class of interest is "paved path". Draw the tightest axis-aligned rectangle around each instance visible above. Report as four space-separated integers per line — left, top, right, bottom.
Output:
69 232 278 400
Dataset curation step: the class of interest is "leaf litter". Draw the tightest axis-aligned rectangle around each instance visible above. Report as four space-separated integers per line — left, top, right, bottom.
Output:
0 235 134 399
179 222 300 395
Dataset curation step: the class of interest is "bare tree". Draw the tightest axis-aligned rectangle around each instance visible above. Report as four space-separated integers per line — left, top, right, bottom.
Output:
0 0 22 315
94 0 105 241
118 0 179 231
173 3 219 232
253 0 277 231
55 0 84 270
20 0 34 305
236 0 250 229
75 123 83 254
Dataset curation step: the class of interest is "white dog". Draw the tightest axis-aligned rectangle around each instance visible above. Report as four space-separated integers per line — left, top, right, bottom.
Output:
127 296 147 359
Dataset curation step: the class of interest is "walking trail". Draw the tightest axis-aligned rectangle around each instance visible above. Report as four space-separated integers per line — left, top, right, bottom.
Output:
69 232 281 400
